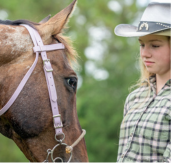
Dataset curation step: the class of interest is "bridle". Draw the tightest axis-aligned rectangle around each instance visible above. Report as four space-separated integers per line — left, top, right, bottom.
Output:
0 24 86 162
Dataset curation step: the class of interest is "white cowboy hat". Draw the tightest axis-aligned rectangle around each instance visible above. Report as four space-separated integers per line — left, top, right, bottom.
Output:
114 2 171 37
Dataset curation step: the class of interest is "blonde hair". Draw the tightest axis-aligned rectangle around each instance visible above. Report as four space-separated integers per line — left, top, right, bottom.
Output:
133 57 155 88
122 57 152 123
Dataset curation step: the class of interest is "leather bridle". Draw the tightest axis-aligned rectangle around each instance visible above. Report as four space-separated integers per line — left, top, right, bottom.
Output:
0 24 86 162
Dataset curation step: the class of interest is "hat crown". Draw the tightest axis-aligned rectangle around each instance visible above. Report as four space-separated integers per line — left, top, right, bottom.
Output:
141 2 171 24
114 2 171 37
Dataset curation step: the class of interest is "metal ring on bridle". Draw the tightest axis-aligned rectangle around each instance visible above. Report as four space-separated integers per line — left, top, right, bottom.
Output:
51 143 72 163
55 133 65 143
44 149 52 162
54 157 63 162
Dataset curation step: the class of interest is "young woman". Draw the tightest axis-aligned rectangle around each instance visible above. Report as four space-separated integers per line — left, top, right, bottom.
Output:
114 2 171 162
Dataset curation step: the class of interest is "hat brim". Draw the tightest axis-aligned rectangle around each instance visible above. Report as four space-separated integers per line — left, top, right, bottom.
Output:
114 24 171 37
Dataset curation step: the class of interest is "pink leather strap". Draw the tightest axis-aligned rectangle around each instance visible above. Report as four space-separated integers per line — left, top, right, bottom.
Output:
33 44 65 53
0 24 64 136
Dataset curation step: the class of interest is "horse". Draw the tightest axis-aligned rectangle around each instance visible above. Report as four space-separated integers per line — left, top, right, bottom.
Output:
0 0 88 162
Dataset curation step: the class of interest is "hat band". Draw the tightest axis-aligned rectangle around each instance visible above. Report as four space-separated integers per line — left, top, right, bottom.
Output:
137 21 171 33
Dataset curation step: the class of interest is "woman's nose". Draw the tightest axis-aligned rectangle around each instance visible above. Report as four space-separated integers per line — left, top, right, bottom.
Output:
141 46 151 58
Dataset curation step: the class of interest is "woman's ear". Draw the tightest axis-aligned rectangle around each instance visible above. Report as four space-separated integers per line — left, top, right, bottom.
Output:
36 0 77 44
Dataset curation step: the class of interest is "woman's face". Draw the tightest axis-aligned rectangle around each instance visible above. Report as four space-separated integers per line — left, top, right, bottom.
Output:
139 35 170 77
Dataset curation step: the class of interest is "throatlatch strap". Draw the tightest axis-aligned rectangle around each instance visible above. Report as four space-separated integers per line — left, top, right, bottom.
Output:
0 24 64 136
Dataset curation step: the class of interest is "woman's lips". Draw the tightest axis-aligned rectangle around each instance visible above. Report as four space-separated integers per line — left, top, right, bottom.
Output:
144 61 155 66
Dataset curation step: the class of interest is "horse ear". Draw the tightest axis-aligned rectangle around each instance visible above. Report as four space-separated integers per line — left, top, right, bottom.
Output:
37 0 77 43
39 14 51 24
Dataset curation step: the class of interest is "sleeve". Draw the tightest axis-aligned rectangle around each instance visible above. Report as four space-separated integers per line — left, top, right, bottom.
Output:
163 143 171 162
162 111 171 162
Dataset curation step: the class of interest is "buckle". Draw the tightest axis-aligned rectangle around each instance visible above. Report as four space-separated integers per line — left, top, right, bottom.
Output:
43 59 53 72
53 114 63 129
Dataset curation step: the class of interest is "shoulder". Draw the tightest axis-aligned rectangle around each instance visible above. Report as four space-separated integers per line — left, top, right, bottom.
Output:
126 85 149 104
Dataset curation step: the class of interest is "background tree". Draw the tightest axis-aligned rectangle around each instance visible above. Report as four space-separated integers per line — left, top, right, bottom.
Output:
0 0 148 161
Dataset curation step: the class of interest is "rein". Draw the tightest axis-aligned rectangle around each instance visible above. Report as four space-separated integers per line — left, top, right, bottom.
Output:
0 24 86 162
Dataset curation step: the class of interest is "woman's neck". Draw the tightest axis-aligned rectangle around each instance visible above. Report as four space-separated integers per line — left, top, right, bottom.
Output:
156 71 171 94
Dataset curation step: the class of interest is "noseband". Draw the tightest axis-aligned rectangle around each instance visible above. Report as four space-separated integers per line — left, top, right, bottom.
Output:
0 24 86 162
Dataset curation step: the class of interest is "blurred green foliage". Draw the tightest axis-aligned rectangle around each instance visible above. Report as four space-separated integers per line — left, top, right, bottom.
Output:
0 0 146 162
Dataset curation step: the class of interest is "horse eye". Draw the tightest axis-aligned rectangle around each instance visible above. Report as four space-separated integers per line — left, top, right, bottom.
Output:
66 78 77 90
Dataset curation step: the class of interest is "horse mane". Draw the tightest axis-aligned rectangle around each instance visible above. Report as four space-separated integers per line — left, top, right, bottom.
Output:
0 19 38 29
0 19 78 67
55 33 78 67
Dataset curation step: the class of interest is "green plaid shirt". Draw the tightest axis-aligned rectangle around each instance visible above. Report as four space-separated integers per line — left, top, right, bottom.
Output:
117 76 171 162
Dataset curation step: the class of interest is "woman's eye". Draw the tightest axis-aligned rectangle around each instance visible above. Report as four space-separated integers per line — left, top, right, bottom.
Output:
66 78 77 90
152 45 160 48
140 44 145 47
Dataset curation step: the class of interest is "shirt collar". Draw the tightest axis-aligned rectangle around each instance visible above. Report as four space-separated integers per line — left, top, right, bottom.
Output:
149 75 157 89
166 79 171 86
143 75 171 87
149 75 156 84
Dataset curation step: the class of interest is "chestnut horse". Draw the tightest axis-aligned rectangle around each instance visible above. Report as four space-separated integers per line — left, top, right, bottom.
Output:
0 0 88 162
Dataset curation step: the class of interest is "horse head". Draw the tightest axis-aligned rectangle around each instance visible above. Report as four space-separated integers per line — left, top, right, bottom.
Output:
0 0 88 162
